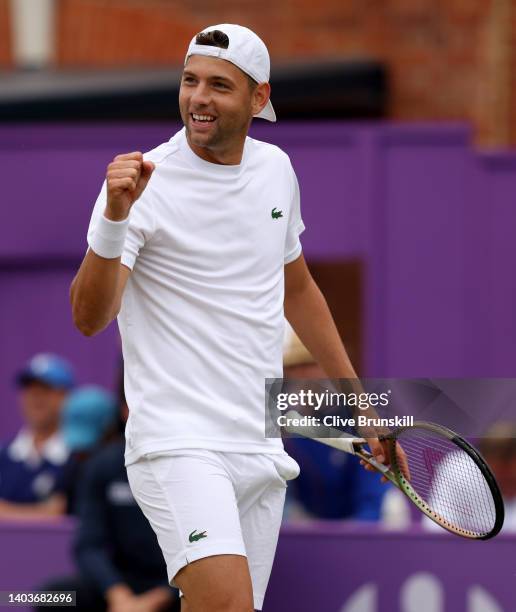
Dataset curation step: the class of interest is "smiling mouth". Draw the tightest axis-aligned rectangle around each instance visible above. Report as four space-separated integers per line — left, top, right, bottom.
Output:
190 113 217 126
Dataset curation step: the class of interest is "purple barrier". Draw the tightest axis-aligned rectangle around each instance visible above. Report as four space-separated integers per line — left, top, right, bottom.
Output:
265 523 515 612
0 519 75 612
3 122 516 437
1 519 513 612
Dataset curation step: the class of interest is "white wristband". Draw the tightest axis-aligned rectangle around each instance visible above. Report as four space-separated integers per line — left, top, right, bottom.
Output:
88 214 130 259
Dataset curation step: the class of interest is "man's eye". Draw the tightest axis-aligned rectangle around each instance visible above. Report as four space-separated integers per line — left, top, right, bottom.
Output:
214 82 228 89
183 77 195 83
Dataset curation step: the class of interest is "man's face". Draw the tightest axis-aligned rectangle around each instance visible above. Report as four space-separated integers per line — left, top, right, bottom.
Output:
179 55 257 153
19 381 67 432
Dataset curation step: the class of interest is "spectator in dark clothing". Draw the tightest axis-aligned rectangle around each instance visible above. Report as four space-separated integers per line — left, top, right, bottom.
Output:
284 436 386 520
0 353 74 518
53 385 119 514
35 438 179 611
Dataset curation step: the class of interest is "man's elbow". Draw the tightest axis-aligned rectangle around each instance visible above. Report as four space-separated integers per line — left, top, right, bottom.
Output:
71 302 106 337
69 279 86 334
70 296 93 337
72 305 118 337
73 314 101 337
70 284 106 336
76 323 100 337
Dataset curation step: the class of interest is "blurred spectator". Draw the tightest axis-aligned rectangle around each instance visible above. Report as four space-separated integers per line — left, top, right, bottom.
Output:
282 324 387 521
53 385 119 514
285 436 388 521
478 424 516 531
0 354 74 517
62 386 118 453
478 423 516 519
35 371 179 612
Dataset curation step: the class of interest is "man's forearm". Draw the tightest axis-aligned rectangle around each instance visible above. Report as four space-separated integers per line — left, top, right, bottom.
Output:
285 276 386 434
137 587 175 611
71 152 154 337
285 276 357 380
70 249 122 337
0 494 66 519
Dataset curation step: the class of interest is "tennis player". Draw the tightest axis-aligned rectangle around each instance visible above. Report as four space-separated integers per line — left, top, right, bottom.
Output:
70 24 391 612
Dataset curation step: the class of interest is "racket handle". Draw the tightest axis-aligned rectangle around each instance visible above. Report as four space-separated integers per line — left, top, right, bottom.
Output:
283 410 365 455
358 449 391 474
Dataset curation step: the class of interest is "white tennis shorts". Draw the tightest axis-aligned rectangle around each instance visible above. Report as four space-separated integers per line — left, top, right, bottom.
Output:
126 449 300 611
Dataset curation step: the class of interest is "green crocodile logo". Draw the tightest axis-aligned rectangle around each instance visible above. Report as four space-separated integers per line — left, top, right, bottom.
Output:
271 207 283 219
189 529 208 543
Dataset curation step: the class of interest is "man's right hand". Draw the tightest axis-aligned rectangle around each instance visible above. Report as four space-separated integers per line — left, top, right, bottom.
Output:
105 152 155 221
106 584 173 612
106 584 135 612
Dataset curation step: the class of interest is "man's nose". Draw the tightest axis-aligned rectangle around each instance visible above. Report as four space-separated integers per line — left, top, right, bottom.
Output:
190 82 211 107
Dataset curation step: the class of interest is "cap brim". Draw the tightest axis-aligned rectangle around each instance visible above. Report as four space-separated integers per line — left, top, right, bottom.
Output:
254 100 276 122
16 372 53 388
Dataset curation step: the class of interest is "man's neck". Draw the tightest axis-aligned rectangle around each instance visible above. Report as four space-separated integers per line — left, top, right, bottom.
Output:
32 428 56 452
186 134 245 166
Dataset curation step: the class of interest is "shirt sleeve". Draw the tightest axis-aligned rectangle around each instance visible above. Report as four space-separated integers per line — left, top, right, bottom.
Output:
284 164 305 264
86 180 156 271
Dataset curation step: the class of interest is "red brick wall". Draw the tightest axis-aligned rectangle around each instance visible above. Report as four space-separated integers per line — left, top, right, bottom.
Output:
56 0 202 66
53 0 516 146
0 0 12 68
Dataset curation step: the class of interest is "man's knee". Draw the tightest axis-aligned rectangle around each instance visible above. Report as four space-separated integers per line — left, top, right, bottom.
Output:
176 554 254 612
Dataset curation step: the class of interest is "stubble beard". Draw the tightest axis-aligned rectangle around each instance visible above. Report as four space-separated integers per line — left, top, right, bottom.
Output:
182 107 251 155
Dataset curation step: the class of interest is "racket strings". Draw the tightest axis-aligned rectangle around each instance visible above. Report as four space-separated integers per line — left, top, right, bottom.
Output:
396 430 496 535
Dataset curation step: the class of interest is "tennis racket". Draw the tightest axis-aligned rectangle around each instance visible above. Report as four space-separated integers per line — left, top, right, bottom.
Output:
284 411 504 539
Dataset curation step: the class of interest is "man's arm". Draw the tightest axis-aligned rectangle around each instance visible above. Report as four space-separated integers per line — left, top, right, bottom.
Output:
70 152 154 337
70 255 130 337
284 254 390 464
284 253 357 379
0 495 66 519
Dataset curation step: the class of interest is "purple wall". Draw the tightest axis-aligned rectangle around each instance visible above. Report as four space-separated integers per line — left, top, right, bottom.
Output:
0 519 75 612
2 122 516 437
266 523 515 611
2 520 513 612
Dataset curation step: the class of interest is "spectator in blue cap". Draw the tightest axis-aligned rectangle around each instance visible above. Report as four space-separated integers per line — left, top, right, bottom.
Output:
16 353 75 391
35 366 179 612
53 386 119 514
61 386 118 453
0 353 75 517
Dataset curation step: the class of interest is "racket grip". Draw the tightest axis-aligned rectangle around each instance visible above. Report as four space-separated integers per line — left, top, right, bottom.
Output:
283 410 365 455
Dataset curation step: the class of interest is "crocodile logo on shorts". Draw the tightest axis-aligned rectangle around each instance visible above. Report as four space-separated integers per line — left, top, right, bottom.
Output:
271 207 283 219
189 529 208 543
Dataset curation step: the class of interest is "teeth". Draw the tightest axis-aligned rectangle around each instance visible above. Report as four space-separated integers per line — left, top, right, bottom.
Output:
193 113 215 122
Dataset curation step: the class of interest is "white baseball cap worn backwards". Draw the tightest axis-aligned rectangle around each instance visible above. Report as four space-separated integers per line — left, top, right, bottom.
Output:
185 24 276 122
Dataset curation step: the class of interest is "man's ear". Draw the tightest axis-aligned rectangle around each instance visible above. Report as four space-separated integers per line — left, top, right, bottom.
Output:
252 82 271 116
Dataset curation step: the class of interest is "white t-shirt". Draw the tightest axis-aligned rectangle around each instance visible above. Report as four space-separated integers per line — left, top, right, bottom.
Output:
87 128 305 466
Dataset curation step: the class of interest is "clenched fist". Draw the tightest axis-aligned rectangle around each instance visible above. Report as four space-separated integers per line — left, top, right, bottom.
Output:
105 152 155 221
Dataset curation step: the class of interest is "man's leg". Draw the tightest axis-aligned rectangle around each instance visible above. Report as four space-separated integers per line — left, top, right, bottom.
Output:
176 554 253 612
233 453 298 611
127 453 255 612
